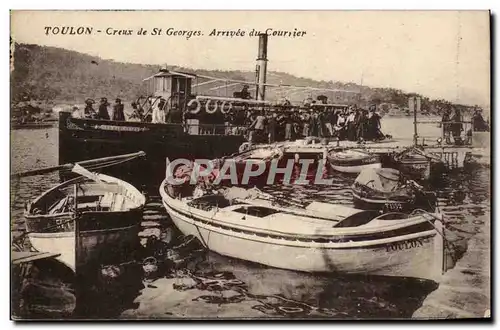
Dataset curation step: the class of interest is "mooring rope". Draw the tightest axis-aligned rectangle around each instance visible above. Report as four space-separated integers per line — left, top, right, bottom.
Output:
410 208 456 251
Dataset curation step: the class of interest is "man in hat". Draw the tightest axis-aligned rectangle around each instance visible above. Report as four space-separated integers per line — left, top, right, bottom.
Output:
450 107 463 145
97 97 110 120
113 98 125 121
83 98 97 119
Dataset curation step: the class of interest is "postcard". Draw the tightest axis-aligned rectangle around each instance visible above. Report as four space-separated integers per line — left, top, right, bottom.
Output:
10 10 491 320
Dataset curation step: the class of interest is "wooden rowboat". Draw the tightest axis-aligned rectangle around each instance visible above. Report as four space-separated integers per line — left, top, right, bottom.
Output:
327 149 381 174
160 183 445 282
24 171 146 273
351 168 437 213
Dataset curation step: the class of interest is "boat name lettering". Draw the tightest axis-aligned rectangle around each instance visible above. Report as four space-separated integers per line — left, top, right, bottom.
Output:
362 157 378 164
385 238 424 252
384 203 403 211
92 125 149 132
412 164 429 169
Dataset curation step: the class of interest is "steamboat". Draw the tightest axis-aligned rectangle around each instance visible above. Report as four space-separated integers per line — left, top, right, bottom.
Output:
58 34 359 191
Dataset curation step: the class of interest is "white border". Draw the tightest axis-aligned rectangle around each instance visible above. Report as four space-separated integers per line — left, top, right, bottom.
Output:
3 1 497 329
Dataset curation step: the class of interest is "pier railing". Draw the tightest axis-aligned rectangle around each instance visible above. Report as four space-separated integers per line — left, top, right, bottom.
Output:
414 120 474 146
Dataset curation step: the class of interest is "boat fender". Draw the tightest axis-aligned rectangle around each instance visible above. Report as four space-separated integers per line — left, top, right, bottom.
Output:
220 101 233 114
205 99 218 114
187 99 202 115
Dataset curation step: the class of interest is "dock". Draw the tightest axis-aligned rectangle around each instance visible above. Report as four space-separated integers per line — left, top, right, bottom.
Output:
412 217 490 319
253 137 487 169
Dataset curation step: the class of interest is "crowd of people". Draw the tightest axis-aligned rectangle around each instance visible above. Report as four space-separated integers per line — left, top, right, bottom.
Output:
73 93 490 148
440 107 489 145
72 94 386 144
239 104 385 144
73 97 126 121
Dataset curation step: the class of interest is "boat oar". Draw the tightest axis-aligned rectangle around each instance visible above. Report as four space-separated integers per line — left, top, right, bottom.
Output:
11 151 146 178
71 164 103 183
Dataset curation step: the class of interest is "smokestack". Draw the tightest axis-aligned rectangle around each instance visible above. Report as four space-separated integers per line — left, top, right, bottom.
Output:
256 33 268 101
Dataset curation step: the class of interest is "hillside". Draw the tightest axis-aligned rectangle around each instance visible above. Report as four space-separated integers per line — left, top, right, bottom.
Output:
11 43 470 114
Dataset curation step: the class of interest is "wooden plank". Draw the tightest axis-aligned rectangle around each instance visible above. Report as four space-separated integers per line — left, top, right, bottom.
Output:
11 251 61 265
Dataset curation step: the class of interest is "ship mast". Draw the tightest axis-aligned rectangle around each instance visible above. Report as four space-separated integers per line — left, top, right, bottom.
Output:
255 33 268 101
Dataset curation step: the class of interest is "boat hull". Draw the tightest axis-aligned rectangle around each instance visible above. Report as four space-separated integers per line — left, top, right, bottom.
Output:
327 150 382 174
25 174 145 273
398 159 431 181
161 193 444 282
329 162 381 174
27 215 141 273
28 232 75 271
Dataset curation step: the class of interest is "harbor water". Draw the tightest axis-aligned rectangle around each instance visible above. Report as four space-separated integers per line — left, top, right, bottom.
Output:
10 117 490 319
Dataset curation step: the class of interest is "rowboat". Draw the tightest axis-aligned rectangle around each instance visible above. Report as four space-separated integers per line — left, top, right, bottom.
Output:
390 147 444 181
225 146 284 186
351 168 437 213
160 183 445 282
24 168 146 273
327 149 381 174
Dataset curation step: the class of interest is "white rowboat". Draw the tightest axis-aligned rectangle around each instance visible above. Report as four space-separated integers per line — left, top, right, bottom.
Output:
160 183 445 282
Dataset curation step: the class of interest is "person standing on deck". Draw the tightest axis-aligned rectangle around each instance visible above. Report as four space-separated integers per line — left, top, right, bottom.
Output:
450 108 464 145
324 109 336 137
83 99 97 119
439 108 452 144
71 106 82 118
246 110 255 143
284 112 294 141
317 110 325 138
97 98 110 120
367 105 382 140
249 111 267 143
301 111 310 137
471 108 489 132
112 98 125 121
355 109 368 142
335 110 347 140
267 112 277 143
309 111 318 137
346 107 357 141
130 102 145 121
238 85 252 100
152 98 167 124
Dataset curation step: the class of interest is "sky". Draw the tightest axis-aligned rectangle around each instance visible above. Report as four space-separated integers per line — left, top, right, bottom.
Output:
10 10 490 108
